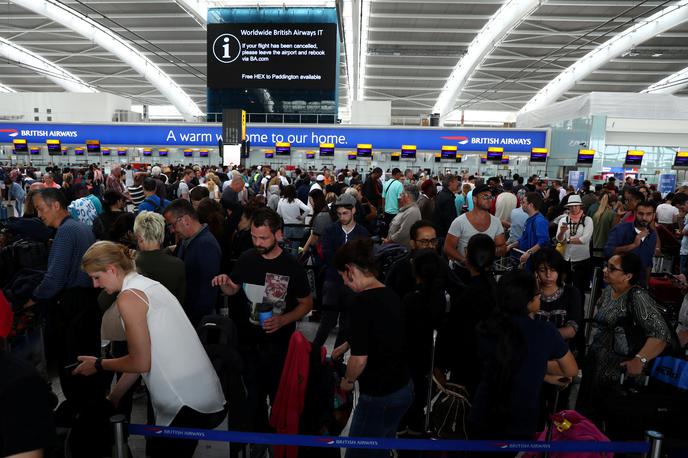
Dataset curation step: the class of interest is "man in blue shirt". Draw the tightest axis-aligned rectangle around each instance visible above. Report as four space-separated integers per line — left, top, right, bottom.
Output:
163 199 221 326
604 200 658 286
25 188 101 408
507 192 550 265
137 178 170 213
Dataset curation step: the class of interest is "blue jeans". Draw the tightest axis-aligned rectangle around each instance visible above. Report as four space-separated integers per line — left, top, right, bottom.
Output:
681 255 688 277
346 380 414 458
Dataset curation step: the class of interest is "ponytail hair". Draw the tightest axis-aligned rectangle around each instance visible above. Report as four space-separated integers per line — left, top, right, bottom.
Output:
82 240 135 274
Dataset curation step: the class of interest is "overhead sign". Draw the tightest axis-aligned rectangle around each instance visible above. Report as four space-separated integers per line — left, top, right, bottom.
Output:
0 123 547 152
659 174 677 197
207 23 337 90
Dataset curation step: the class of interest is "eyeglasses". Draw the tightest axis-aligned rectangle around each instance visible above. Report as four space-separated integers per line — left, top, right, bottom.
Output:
415 238 437 247
604 262 623 273
166 216 183 229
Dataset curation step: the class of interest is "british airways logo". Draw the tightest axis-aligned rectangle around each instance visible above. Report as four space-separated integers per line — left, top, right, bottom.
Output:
440 135 469 145
0 128 18 137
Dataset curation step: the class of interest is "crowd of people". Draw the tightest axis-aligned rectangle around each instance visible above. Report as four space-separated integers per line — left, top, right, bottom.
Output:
1 161 687 457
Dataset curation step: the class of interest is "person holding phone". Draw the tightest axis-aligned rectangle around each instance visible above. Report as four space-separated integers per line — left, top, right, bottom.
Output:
73 241 225 458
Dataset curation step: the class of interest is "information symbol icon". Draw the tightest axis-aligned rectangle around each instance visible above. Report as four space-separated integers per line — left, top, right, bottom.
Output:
212 33 241 64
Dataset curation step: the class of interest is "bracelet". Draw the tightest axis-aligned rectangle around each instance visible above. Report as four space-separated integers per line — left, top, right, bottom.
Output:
94 357 104 372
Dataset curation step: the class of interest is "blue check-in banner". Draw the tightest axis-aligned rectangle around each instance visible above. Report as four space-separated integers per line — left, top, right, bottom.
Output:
0 122 547 153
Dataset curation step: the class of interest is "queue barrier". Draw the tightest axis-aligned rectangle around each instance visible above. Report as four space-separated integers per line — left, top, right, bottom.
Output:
111 417 661 457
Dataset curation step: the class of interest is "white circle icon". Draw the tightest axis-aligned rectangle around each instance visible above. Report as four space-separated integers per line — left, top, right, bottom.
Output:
212 33 241 64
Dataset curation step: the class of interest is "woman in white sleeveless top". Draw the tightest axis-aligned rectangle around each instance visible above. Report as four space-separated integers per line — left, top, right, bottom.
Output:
74 241 225 457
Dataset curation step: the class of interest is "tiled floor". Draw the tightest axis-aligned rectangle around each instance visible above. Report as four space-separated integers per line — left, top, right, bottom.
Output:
53 319 336 458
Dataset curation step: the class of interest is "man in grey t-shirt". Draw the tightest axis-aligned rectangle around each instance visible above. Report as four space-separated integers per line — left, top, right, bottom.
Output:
444 184 506 267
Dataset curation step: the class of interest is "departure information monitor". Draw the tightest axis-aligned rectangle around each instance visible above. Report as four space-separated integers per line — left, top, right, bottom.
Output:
356 144 372 158
441 145 457 160
207 23 337 90
47 139 61 155
401 145 416 159
624 149 644 166
319 143 334 157
530 147 548 163
86 140 101 154
487 147 503 161
577 149 595 166
674 151 688 168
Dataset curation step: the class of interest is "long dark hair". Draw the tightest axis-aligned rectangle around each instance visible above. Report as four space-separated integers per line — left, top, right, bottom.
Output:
466 233 497 299
478 270 537 422
282 185 296 203
309 188 327 215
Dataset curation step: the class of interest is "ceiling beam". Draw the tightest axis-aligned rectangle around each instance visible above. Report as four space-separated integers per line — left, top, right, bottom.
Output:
521 0 688 113
13 0 203 120
643 65 688 93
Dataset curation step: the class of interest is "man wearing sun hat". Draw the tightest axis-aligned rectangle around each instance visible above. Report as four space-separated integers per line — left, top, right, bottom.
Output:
0 291 56 457
556 194 594 293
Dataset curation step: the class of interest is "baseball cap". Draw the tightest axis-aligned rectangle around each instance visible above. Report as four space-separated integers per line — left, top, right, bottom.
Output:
0 291 13 339
334 193 356 208
316 174 325 181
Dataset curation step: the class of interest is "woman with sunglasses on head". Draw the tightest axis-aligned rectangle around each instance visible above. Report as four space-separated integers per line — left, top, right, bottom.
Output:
469 270 578 442
577 252 672 437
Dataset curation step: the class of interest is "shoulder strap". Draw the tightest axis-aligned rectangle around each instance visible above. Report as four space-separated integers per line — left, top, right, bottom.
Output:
120 288 149 306
383 179 398 198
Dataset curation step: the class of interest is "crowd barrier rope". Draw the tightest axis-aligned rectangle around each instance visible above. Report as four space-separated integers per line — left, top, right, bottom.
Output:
112 418 661 456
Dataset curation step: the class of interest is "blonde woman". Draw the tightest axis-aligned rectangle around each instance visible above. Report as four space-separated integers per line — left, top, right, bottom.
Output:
74 241 225 457
203 172 221 201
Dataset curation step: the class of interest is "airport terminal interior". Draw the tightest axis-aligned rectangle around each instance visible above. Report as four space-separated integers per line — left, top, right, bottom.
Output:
2 0 688 457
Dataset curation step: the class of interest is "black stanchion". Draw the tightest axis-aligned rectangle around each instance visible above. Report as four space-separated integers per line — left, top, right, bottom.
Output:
645 430 664 458
111 414 128 458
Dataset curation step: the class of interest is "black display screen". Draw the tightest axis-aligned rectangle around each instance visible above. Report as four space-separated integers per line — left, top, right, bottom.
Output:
487 150 503 161
390 155 400 162
441 147 456 159
86 140 101 154
674 152 688 167
456 155 462 163
184 150 193 157
306 152 315 159
207 23 337 90
13 139 28 154
401 147 416 159
577 150 594 165
480 156 487 164
117 149 127 156
30 147 40 155
200 150 209 157
319 145 334 157
625 151 644 166
159 149 168 157
357 146 372 158
102 148 110 156
265 152 274 159
143 149 152 157
530 152 547 163
75 148 85 156
348 153 357 160
276 144 291 156
47 140 61 155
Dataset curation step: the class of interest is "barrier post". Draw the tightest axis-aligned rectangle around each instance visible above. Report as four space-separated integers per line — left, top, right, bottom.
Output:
585 266 603 345
424 330 438 433
645 430 663 458
111 414 128 458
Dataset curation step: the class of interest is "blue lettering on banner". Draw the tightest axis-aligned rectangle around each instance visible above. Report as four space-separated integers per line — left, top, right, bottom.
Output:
0 122 547 153
658 174 677 197
127 424 649 453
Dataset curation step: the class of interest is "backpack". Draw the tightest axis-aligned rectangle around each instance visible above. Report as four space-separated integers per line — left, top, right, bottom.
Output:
523 410 612 458
165 180 180 200
196 315 250 431
141 196 164 214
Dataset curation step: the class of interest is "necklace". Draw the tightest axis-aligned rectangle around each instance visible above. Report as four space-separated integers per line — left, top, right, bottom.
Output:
541 287 563 302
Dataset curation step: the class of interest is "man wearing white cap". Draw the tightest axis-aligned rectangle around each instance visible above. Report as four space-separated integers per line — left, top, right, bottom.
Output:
310 174 325 193
556 194 594 293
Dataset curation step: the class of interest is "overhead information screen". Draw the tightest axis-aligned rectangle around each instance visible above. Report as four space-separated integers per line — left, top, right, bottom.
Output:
30 147 40 155
275 142 291 156
401 145 416 159
143 148 153 157
86 140 101 154
530 147 548 163
319 143 334 157
13 139 28 154
487 147 503 162
501 156 510 165
456 154 462 163
306 151 315 159
207 23 337 90
184 149 193 157
74 147 85 156
480 155 487 164
348 152 357 160
200 149 209 157
47 139 61 155
357 144 372 158
117 147 127 156
577 149 594 166
102 148 111 156
441 145 457 160
624 149 644 166
674 151 688 168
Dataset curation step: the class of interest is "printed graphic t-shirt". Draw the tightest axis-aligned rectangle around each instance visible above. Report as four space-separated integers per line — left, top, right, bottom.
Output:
230 248 311 344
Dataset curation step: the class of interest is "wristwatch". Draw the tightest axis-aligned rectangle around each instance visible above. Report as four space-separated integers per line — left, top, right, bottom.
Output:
635 354 648 367
94 357 104 372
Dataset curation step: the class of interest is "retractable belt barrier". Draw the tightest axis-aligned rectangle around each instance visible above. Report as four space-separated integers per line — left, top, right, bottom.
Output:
126 424 652 454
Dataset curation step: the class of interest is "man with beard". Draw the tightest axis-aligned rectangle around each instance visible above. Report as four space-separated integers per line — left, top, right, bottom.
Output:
212 207 312 436
604 200 659 286
314 193 369 348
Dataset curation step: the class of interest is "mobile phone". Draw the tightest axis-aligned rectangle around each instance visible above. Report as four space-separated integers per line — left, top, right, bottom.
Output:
512 248 526 255
64 362 80 370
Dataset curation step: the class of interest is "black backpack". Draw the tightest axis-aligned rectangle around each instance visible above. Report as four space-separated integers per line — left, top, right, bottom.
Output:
141 197 164 214
165 180 181 200
196 315 250 431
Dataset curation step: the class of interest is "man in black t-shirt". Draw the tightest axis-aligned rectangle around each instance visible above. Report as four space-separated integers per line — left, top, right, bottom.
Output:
212 207 312 432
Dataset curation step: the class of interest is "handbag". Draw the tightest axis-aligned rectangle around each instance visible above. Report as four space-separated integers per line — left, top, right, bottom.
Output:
612 287 648 357
650 356 688 390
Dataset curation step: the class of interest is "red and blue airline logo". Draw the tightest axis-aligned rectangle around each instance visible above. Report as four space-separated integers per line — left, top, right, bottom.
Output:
440 135 469 145
0 128 18 137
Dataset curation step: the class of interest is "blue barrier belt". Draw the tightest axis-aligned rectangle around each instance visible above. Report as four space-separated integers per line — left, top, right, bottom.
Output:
127 424 650 453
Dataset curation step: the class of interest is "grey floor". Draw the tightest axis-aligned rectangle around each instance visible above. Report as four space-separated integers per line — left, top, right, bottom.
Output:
52 319 336 458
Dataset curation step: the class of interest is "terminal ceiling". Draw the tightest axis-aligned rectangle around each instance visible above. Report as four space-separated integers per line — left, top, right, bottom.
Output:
0 0 686 123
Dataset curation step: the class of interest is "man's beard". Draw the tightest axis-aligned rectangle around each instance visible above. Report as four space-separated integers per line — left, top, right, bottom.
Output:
635 219 649 229
255 241 277 255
